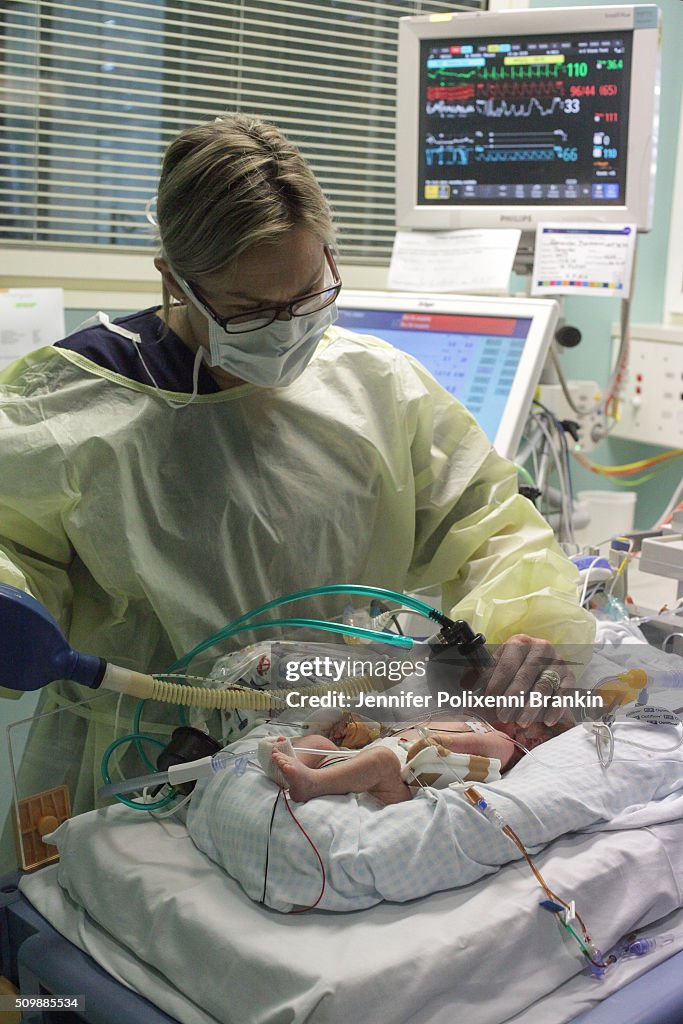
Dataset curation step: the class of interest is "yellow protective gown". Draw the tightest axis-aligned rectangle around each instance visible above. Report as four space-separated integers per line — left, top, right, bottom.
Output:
0 322 594 853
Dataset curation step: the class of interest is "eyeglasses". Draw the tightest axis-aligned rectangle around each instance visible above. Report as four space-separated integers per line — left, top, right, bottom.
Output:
183 246 342 335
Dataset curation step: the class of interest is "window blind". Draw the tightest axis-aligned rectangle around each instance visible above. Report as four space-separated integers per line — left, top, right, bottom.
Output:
1 0 485 263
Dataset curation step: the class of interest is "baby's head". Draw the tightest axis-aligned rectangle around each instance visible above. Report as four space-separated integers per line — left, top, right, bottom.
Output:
326 716 381 749
493 719 573 767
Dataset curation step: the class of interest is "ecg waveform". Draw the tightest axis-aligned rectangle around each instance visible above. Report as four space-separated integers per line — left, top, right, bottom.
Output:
477 80 566 99
426 96 568 118
427 63 569 82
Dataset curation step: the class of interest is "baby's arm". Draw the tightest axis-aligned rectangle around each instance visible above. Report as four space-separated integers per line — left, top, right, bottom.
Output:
428 722 516 770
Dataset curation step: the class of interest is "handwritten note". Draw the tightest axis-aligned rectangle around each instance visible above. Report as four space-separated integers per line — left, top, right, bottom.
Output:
531 223 636 299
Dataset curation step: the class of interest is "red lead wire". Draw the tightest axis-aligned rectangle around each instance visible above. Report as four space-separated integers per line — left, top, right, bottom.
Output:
282 789 327 913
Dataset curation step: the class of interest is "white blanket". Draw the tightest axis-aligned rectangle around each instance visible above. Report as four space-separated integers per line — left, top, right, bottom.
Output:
185 720 683 911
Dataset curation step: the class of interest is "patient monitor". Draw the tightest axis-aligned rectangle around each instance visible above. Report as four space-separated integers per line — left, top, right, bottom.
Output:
336 291 558 460
395 4 661 234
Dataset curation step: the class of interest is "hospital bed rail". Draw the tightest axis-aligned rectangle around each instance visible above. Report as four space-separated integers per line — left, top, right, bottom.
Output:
0 871 177 1024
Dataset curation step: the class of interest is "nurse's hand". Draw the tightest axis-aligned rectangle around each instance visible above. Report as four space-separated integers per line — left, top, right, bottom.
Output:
484 634 576 727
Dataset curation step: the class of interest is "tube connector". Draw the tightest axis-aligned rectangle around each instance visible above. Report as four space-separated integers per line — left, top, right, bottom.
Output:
426 618 493 674
167 755 214 786
463 786 507 830
621 934 674 959
101 662 157 698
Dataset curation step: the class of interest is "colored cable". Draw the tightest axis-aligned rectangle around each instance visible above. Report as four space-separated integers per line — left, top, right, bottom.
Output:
165 584 443 673
282 790 327 913
101 734 177 811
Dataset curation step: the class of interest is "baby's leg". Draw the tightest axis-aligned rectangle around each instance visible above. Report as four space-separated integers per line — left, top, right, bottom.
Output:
291 734 339 767
272 745 411 805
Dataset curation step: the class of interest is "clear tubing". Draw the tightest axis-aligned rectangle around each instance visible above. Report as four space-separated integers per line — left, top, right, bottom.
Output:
100 733 176 811
210 751 239 772
281 746 359 758
456 710 683 775
166 611 415 673
100 770 170 798
502 738 683 774
101 748 245 799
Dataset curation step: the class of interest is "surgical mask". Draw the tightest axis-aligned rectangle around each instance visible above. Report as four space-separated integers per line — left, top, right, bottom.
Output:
175 274 337 388
204 303 337 387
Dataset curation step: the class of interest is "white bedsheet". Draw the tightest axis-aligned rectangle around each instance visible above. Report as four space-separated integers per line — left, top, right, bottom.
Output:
26 799 683 1024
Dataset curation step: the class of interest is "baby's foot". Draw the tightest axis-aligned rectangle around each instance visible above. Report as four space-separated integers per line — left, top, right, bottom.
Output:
271 750 321 802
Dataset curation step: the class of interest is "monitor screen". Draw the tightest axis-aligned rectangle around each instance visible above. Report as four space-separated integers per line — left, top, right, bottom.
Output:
396 5 660 233
335 292 559 459
419 30 632 209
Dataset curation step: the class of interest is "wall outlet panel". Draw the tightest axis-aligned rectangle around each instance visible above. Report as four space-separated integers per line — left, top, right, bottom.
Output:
611 325 683 446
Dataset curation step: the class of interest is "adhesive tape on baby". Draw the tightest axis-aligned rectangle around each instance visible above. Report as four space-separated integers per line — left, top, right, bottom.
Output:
574 490 637 547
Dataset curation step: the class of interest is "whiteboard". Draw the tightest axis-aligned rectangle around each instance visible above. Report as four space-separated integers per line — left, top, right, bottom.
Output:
0 288 65 369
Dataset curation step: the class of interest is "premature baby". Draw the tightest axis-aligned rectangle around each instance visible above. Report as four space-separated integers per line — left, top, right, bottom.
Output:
259 716 569 805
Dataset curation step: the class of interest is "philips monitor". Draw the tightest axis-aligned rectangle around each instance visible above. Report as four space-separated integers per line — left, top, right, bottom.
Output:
335 291 559 460
396 5 660 233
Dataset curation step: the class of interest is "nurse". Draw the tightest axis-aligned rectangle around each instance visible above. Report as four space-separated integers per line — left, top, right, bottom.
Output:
0 114 593 865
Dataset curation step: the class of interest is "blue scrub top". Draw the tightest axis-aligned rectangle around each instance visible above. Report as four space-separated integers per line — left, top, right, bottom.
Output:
56 307 220 394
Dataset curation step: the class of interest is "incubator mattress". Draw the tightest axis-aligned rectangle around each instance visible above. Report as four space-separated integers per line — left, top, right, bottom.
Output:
22 815 683 1024
29 719 683 1024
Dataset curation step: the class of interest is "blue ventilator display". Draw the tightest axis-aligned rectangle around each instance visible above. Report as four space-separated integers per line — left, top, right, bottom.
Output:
336 307 531 447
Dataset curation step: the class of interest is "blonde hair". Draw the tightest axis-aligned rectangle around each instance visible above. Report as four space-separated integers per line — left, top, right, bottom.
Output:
157 114 335 321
